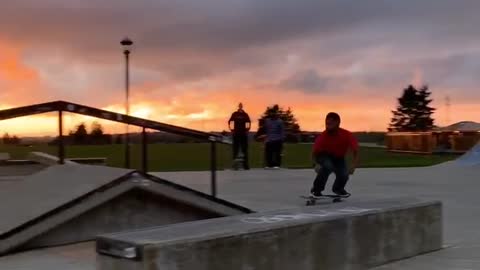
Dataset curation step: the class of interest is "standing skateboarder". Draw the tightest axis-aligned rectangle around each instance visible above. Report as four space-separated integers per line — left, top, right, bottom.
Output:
310 112 359 197
228 103 251 170
263 105 285 169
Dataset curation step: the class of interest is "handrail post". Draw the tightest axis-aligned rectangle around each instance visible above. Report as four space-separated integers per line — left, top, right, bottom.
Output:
58 110 65 164
209 136 217 197
142 127 148 173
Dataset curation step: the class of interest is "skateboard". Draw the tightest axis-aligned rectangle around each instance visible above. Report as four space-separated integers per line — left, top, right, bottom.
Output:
300 194 350 205
232 150 245 170
232 156 244 170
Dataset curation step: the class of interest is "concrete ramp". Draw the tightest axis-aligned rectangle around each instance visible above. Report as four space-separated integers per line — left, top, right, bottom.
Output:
97 198 442 270
27 151 77 165
456 140 480 166
0 164 251 255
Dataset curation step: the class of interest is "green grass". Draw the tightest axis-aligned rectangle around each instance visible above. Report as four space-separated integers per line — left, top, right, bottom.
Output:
351 147 457 168
0 143 457 171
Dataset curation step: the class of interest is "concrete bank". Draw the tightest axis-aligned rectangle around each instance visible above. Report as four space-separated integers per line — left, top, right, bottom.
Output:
96 198 442 270
0 165 251 255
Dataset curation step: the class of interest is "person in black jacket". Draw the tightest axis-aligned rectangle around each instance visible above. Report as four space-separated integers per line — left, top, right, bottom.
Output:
228 103 251 169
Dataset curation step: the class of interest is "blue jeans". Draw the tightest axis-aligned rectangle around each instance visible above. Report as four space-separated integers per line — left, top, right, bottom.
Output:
312 155 349 194
265 140 283 167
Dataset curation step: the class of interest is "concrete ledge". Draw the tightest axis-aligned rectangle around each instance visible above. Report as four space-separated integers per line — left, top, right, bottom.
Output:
96 198 442 270
69 157 107 165
27 152 76 165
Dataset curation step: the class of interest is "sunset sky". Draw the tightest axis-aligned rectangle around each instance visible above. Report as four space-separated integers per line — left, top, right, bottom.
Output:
1 0 480 136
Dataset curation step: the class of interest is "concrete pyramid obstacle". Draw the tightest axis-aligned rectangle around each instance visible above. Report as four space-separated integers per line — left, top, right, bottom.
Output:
0 164 251 255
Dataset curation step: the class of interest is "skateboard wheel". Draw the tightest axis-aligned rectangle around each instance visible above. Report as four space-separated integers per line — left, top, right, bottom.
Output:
333 198 341 203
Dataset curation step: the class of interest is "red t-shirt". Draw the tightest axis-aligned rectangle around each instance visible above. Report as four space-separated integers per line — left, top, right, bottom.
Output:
313 128 359 157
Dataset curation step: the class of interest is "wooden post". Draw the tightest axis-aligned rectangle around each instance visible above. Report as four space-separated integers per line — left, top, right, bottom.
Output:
58 110 65 164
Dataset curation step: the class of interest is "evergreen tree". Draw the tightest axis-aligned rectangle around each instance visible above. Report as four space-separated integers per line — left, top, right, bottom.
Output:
389 84 436 131
415 85 435 130
90 121 105 144
2 133 11 145
71 123 88 144
90 121 104 137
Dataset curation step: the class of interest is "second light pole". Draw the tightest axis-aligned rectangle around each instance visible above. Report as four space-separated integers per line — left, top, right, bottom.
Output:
121 37 133 168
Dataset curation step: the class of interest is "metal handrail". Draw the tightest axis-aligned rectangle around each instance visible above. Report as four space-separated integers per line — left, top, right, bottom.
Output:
0 100 228 197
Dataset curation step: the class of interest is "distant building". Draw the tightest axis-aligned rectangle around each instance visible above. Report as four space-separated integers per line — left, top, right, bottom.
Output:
386 121 480 154
432 121 480 153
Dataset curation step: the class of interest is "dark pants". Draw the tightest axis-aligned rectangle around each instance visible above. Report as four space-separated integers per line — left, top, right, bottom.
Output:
265 140 283 167
312 155 349 193
232 134 249 169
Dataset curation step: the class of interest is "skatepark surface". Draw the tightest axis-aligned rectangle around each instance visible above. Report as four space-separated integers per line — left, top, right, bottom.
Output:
0 159 479 269
153 163 480 269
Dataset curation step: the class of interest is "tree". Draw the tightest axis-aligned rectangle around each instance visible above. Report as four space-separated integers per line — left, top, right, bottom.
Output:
2 133 11 145
90 121 105 144
389 84 436 132
71 123 88 144
2 133 21 145
90 121 104 137
10 135 20 145
256 104 301 142
415 85 436 130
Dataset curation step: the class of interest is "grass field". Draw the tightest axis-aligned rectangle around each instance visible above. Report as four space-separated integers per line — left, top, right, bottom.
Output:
0 143 457 171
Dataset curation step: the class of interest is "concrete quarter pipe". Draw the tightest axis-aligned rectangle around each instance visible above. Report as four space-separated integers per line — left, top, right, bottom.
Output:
456 140 480 166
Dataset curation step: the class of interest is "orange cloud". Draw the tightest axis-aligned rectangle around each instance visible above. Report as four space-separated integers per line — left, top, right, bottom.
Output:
0 86 478 137
0 41 46 104
0 55 37 81
0 39 478 137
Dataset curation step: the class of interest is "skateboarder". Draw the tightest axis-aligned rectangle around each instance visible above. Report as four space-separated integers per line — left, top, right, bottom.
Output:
310 112 359 198
228 103 251 170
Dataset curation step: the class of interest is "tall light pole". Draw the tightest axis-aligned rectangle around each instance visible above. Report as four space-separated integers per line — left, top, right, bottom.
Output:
121 37 133 168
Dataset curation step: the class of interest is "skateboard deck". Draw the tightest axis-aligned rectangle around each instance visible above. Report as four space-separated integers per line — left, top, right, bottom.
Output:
232 157 244 170
300 194 350 205
232 151 245 170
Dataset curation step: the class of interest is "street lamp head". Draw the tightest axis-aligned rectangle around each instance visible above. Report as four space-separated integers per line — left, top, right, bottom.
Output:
121 37 133 46
121 37 133 54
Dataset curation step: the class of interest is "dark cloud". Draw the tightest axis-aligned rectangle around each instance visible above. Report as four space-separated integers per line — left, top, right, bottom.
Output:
417 52 480 87
280 69 330 93
4 0 478 61
1 0 480 103
161 64 213 81
0 0 382 53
